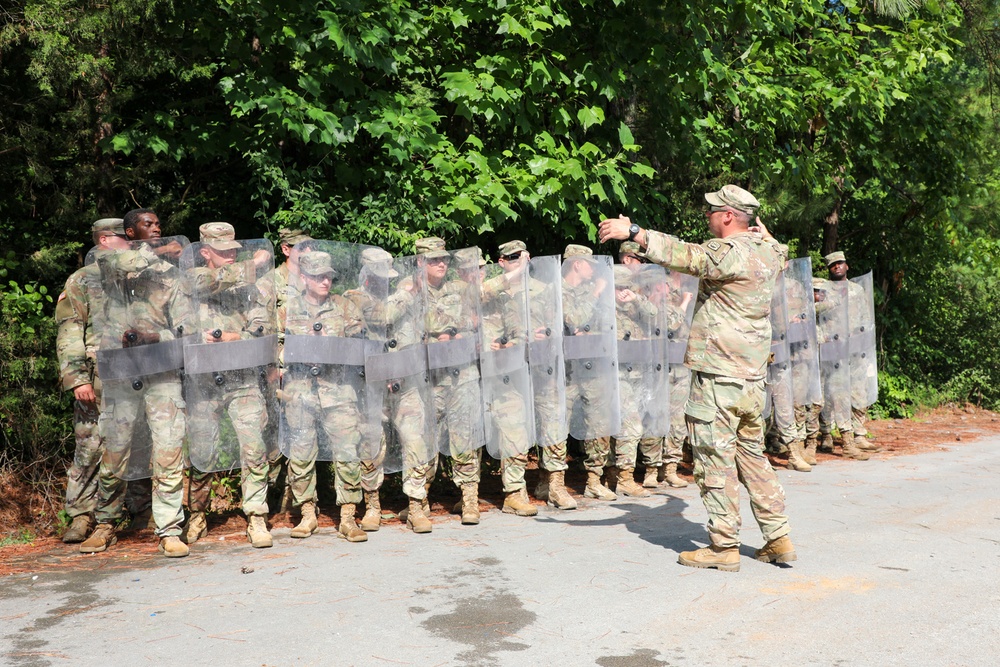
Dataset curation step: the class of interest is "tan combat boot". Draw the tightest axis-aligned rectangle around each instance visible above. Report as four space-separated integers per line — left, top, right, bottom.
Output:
840 431 870 461
818 433 836 453
754 535 797 563
677 545 740 572
406 498 432 533
360 490 381 532
855 434 881 452
79 523 117 554
802 436 819 465
534 470 550 501
663 463 689 488
787 440 812 472
181 511 208 545
460 482 480 525
158 536 190 558
616 468 651 498
246 515 273 548
338 504 368 542
642 467 661 489
546 471 577 510
584 470 617 501
290 501 318 538
62 514 94 544
502 488 538 516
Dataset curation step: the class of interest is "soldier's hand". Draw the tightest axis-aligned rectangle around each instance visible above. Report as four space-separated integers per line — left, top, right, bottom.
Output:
252 249 271 268
153 240 184 259
680 292 694 310
205 330 241 343
74 383 97 404
437 332 452 341
534 327 549 341
123 329 160 347
490 341 501 351
598 215 633 244
616 289 637 303
749 216 774 241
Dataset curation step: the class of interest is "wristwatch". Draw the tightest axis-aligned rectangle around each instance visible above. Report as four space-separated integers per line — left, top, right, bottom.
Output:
628 223 641 241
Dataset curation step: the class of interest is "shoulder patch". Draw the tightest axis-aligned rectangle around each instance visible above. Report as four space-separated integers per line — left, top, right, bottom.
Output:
703 239 733 265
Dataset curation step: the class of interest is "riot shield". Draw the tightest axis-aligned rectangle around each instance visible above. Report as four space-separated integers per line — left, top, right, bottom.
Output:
785 258 823 407
766 272 795 434
277 241 383 466
816 279 851 428
361 254 436 474
616 265 670 439
180 239 278 473
665 270 698 437
526 256 568 448
423 246 486 458
562 254 620 440
849 271 878 408
90 236 191 481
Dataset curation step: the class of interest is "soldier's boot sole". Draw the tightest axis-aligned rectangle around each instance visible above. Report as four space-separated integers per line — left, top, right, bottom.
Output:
502 490 538 517
677 547 740 572
79 527 117 554
584 486 618 501
62 515 94 544
338 522 368 543
754 536 797 563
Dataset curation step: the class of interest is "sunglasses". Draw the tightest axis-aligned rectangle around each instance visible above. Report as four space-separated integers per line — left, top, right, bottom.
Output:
501 251 523 261
707 205 728 213
427 257 451 265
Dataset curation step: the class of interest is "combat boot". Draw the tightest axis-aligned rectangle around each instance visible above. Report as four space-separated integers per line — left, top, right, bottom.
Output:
818 433 835 453
360 490 381 532
547 471 577 510
406 498 432 533
246 515 273 548
123 508 153 533
534 470 550 501
663 463 689 488
642 467 661 488
840 431 870 461
584 471 617 501
290 501 318 538
181 511 208 545
62 514 94 544
502 488 538 517
338 504 368 542
460 482 480 525
855 434 881 452
158 536 189 558
787 440 812 472
754 535 797 563
802 436 819 465
677 545 740 572
79 523 117 554
617 468 651 498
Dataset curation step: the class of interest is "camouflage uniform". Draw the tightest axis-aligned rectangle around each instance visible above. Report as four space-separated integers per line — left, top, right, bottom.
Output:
813 277 851 437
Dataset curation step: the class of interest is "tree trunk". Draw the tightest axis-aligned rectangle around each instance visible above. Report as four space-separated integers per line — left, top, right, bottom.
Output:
821 197 841 257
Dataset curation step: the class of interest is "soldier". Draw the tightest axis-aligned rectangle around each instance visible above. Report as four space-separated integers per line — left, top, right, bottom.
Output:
600 184 796 572
278 251 368 542
765 268 808 471
180 223 277 548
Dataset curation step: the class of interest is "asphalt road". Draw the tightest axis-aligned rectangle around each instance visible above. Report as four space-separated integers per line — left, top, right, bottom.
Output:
3 437 999 667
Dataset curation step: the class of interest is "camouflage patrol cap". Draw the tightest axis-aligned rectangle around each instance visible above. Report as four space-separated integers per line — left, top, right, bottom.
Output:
298 251 337 277
632 265 665 288
613 265 632 287
563 244 596 261
360 247 399 279
199 222 242 251
824 251 847 266
278 227 313 247
619 241 642 256
704 184 760 215
92 218 125 235
457 247 487 268
415 236 450 259
498 240 527 257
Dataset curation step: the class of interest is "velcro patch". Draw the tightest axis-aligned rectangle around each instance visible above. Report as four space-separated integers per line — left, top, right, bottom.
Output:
703 239 732 264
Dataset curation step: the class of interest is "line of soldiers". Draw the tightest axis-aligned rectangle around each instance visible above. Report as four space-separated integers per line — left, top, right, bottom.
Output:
56 191 877 568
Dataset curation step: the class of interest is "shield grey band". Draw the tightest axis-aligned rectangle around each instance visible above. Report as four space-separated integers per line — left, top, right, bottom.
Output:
285 334 375 367
97 337 186 380
667 338 687 364
616 338 664 365
567 358 608 379
365 344 427 383
819 339 849 363
528 337 561 366
184 334 278 375
771 341 790 365
849 329 876 355
426 336 478 370
563 332 615 361
481 344 527 377
787 321 812 344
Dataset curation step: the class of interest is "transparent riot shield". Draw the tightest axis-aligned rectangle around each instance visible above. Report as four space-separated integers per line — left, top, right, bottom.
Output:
849 271 878 408
90 236 191 481
785 258 823 408
362 254 436 474
616 265 670 439
816 279 851 429
423 246 486 458
526 256 568 448
766 272 795 435
665 270 698 438
562 254 621 439
278 241 384 467
180 239 278 474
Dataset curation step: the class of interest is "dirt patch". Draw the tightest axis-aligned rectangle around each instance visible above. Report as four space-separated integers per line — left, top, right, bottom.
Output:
3 404 997 577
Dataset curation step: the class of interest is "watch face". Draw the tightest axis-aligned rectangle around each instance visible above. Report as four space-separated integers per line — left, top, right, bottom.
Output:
629 224 640 238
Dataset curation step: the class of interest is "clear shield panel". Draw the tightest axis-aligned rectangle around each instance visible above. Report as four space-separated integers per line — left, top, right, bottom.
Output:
181 239 278 474
91 236 191 481
785 258 823 407
526 256 568 448
563 254 621 440
849 271 878 408
816 279 851 429
766 271 795 433
665 270 698 438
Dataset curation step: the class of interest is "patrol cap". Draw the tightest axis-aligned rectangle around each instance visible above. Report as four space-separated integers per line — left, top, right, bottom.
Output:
619 241 642 257
824 251 847 266
457 248 487 268
92 218 125 236
299 251 336 278
361 247 399 279
704 184 760 215
498 240 527 257
278 227 313 247
563 244 596 261
199 222 242 251
613 265 632 286
415 236 450 259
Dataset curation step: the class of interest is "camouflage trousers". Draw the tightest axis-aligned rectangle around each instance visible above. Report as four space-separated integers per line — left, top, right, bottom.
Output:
385 384 434 501
538 441 568 472
639 436 664 469
187 384 270 516
804 402 822 439
567 371 615 441
582 437 611 474
608 375 643 470
792 404 809 442
768 368 797 447
533 377 568 472
361 438 385 493
434 378 483 487
95 374 186 538
685 372 790 549
851 405 869 437
66 398 102 518
488 381 533 492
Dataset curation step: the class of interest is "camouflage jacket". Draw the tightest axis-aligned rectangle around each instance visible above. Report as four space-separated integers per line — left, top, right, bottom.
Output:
282 293 364 395
55 263 101 391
